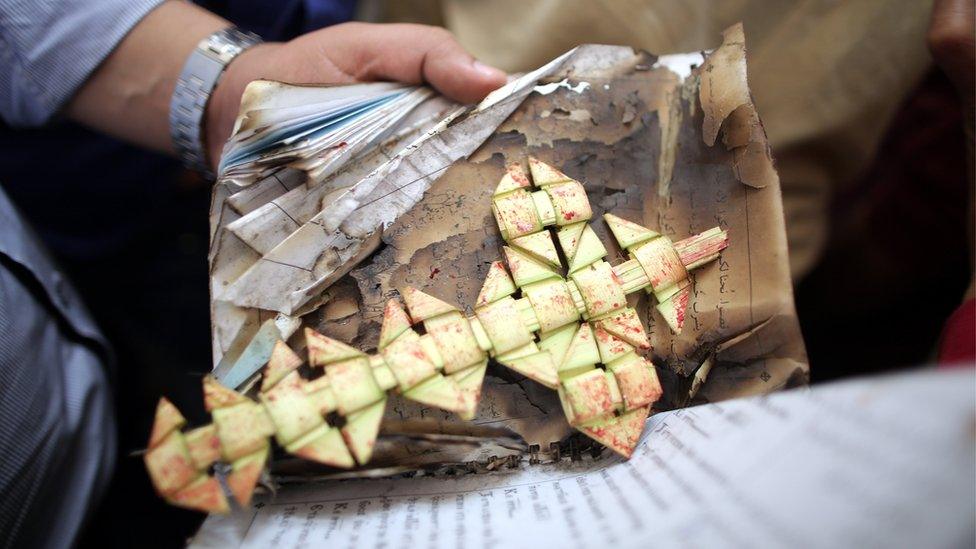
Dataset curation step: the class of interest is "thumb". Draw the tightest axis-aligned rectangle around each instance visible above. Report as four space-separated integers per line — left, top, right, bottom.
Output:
323 23 508 104
418 36 509 104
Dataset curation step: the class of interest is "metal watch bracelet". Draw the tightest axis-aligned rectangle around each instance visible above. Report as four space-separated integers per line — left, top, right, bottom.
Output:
169 27 262 178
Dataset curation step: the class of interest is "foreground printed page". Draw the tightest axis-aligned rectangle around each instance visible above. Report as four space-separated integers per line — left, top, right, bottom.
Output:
191 368 975 548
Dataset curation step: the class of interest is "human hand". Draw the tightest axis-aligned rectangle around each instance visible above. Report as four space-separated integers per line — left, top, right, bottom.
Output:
929 0 975 155
928 0 975 111
205 22 508 169
928 0 975 302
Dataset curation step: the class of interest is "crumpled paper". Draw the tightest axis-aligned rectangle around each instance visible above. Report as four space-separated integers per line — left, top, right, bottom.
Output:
208 23 808 470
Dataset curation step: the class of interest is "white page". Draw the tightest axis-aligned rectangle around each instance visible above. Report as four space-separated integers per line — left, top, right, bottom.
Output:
192 369 975 548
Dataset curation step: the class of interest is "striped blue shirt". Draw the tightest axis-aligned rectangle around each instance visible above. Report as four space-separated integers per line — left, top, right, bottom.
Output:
0 0 164 126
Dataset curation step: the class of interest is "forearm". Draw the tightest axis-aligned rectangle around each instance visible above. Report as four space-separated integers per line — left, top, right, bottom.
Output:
65 1 229 155
62 7 506 171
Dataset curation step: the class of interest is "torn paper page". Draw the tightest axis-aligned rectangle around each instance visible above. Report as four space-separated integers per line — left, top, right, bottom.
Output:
190 368 975 548
207 26 807 466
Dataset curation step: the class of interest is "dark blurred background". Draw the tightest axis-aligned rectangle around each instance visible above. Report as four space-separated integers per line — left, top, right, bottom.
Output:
796 69 970 377
0 1 968 546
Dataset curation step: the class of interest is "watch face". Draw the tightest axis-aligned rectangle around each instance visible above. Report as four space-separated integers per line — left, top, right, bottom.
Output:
204 29 261 61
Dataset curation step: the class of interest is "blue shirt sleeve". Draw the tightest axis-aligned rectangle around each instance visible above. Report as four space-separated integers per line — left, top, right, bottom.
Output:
0 0 164 127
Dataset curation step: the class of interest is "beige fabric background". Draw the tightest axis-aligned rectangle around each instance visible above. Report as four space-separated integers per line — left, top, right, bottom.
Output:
371 0 934 279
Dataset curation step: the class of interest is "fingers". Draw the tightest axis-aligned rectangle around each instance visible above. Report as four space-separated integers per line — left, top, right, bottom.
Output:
928 0 975 54
413 28 509 104
928 0 975 100
319 23 508 104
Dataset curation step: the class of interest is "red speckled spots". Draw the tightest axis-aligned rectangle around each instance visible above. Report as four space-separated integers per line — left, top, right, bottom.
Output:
674 228 730 266
580 407 649 457
510 166 530 187
676 294 687 326
170 477 228 513
227 458 265 506
161 455 190 484
594 308 650 349
585 384 613 415
613 358 662 409
566 371 615 424
494 189 542 238
145 431 203 501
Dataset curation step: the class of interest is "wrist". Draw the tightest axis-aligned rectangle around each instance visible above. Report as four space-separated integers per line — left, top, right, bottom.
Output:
170 27 263 177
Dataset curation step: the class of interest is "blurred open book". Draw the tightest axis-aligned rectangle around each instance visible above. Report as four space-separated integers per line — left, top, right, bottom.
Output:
191 368 975 547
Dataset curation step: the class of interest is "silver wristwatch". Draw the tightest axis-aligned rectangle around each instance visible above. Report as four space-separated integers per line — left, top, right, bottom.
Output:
169 27 262 177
